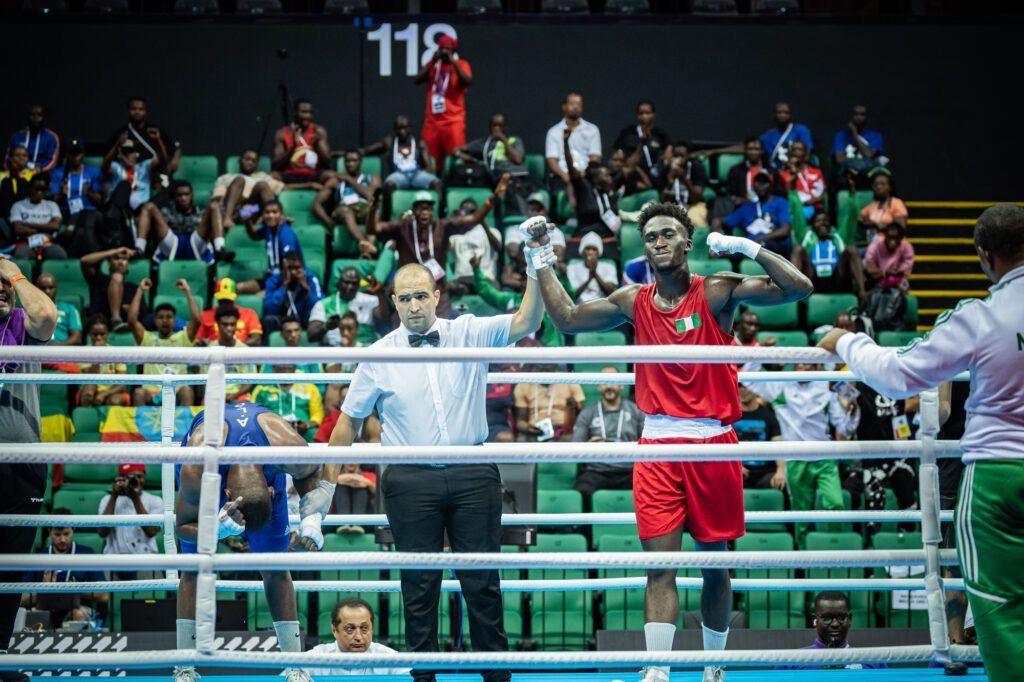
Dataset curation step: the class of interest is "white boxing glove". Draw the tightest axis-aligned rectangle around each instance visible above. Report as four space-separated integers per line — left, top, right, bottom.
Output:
217 504 246 540
518 216 557 279
707 231 762 260
299 479 336 520
299 514 325 551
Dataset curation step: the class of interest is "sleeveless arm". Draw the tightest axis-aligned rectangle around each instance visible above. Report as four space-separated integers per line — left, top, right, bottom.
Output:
706 246 812 315
537 266 637 333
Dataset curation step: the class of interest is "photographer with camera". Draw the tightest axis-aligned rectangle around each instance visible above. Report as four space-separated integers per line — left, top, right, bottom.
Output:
97 463 163 579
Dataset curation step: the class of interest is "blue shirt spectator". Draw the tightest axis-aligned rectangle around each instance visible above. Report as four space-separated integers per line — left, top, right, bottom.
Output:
760 102 814 169
832 129 883 158
778 591 886 670
722 172 792 257
6 105 60 172
832 105 887 176
108 157 154 211
263 253 323 324
51 165 103 217
252 201 301 274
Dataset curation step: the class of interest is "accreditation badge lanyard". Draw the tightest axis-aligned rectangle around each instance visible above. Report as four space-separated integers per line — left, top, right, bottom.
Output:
636 125 654 170
23 129 42 168
597 402 625 441
533 384 556 423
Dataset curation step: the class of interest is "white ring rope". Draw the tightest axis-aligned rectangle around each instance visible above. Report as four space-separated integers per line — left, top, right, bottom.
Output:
0 645 983 671
0 509 956 527
0 577 967 595
0 440 963 465
0 343 839 365
0 549 960 572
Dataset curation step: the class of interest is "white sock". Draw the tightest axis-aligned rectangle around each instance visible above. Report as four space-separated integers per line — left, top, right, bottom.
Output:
273 620 302 652
159 231 177 257
644 621 676 676
701 622 728 651
135 237 147 252
213 236 225 251
176 618 197 650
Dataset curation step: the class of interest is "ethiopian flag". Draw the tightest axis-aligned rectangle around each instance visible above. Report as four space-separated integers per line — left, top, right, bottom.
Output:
675 313 702 334
100 406 203 442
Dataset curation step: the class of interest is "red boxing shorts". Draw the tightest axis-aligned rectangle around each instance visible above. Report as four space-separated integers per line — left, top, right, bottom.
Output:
633 430 745 543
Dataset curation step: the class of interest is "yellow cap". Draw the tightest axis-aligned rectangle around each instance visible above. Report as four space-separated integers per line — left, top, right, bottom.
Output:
214 278 237 301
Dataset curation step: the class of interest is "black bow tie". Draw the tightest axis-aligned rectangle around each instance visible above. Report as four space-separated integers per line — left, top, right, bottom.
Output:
408 330 440 347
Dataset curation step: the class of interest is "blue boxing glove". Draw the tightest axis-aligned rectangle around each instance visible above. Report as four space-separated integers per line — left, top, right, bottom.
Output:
518 216 557 279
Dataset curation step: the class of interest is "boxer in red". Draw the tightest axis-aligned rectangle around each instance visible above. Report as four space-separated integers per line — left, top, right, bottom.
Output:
530 203 812 681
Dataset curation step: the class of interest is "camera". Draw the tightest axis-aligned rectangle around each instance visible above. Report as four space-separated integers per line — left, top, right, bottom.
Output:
127 476 142 493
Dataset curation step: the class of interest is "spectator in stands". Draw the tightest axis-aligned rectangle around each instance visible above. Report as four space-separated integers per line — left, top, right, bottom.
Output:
857 169 908 240
504 193 566 268
781 592 885 669
8 175 66 260
361 115 440 192
780 139 825 218
734 309 763 349
332 465 376 535
514 366 584 442
469 253 563 348
716 170 792 257
81 246 141 329
791 210 867 303
734 384 786 490
76 314 130 407
238 200 301 292
455 112 533 214
415 33 472 171
135 180 232 263
1 146 33 244
833 104 887 180
271 99 333 189
303 599 409 676
263 251 324 328
127 277 199 407
564 129 620 242
20 509 108 628
107 96 181 179
572 367 643 505
102 136 165 213
568 232 617 303
366 184 501 318
195 279 263 347
34 273 81 348
252 364 324 438
711 137 782 224
608 147 653 198
545 92 602 197
6 105 59 173
864 223 914 292
448 195 505 293
98 463 162 579
744 367 860 546
313 150 380 258
308 267 388 346
761 101 814 169
272 316 323 376
49 138 104 228
841 381 917 537
613 99 671 185
207 304 257 402
212 150 283 229
659 140 709 227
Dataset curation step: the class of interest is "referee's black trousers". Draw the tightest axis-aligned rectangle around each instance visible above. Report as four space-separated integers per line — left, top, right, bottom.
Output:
1 464 46 655
382 463 510 682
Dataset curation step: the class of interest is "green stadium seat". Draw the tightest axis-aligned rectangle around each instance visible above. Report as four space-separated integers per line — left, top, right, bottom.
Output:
835 190 874 219
446 188 496 227
619 223 643 264
144 464 163 489
41 259 88 289
525 154 546 183
305 253 326 283
52 489 107 516
71 407 102 435
327 258 378 289
871 531 928 627
591 490 635 549
151 293 190 320
736 531 803 628
597 534 644 618
715 153 743 183
391 190 438 220
805 531 871 627
689 258 732 276
739 259 766 277
216 253 270 285
878 331 924 347
11 258 36 280
235 294 263 317
279 190 318 222
555 190 572 225
39 382 68 417
690 227 710 255
72 533 105 554
62 462 115 489
249 592 309 630
224 225 258 251
537 489 583 514
529 534 590 649
905 294 919 326
806 293 859 329
744 488 786 532
56 293 84 311
226 155 271 173
618 189 658 213
331 226 358 257
294 224 327 254
452 295 502 318
744 301 799 330
575 330 627 347
537 463 577 491
268 330 310 347
756 330 809 347
177 155 219 205
98 258 149 286
157 260 209 301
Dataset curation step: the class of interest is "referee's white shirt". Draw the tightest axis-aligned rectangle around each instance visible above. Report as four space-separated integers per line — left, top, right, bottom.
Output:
302 640 409 676
341 314 513 446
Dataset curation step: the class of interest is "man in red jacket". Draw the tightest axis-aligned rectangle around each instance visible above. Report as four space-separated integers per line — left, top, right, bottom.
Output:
415 34 472 172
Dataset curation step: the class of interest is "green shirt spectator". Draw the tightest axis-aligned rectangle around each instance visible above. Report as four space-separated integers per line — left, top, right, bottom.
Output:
128 277 201 407
472 262 564 348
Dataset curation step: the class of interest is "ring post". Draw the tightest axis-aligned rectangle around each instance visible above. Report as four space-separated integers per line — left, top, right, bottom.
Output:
160 377 179 581
917 390 950 663
195 359 227 654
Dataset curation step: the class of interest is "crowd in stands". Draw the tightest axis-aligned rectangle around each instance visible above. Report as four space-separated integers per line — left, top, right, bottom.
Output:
6 45 943 648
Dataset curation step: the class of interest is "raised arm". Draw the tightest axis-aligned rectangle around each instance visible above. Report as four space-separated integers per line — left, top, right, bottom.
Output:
537 261 636 333
508 265 544 344
176 279 202 341
704 232 813 315
0 256 56 342
127 278 152 345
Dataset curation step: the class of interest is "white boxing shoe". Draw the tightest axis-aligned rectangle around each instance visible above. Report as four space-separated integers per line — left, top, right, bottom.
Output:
283 668 313 682
173 666 201 682
702 666 725 681
639 667 670 682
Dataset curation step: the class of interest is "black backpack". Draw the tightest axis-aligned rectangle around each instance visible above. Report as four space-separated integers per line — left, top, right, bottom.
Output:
865 286 907 332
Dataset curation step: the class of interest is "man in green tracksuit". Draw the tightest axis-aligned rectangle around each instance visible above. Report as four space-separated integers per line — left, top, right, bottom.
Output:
471 255 564 348
821 203 1024 681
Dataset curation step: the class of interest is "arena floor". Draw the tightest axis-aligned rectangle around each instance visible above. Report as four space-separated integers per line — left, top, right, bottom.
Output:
126 670 989 681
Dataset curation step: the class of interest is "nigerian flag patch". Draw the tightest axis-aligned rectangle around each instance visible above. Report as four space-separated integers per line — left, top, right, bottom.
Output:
675 313 702 334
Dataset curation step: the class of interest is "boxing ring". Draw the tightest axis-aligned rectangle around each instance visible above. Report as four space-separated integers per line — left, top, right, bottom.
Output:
0 344 983 679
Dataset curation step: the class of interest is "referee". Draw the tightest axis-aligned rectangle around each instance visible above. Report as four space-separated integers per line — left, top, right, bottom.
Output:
329 221 549 682
818 203 1024 682
0 255 57 681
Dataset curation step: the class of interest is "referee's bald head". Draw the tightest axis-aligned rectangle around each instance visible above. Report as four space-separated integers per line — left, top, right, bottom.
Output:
392 264 440 333
394 263 437 291
975 203 1024 278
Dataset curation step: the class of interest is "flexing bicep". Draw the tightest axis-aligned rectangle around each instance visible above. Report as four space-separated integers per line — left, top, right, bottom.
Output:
725 274 793 307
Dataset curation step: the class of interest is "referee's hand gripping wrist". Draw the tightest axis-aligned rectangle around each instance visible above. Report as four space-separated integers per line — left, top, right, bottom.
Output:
519 216 557 279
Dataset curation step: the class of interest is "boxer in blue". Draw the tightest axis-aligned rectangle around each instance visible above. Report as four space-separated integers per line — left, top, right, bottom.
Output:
173 402 336 682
